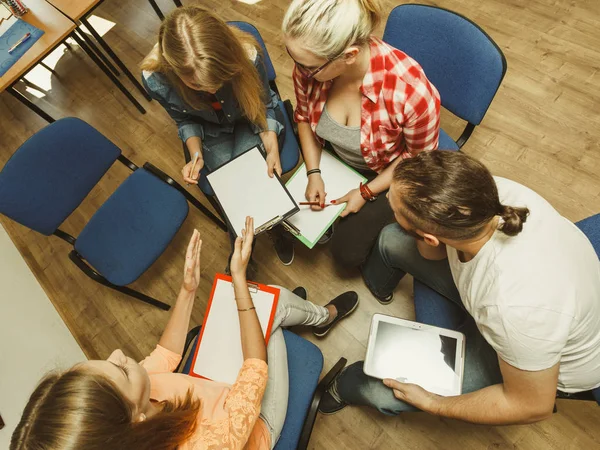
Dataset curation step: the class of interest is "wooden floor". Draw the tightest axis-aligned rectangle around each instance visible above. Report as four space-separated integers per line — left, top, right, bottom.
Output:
1 0 600 448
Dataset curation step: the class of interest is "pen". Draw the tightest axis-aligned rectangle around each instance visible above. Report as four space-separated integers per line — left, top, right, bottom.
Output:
8 32 31 54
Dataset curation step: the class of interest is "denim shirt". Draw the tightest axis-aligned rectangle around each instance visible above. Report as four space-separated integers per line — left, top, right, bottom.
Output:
142 52 283 143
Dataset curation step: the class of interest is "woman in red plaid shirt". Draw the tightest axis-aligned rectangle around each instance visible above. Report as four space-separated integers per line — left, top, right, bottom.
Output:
283 0 441 271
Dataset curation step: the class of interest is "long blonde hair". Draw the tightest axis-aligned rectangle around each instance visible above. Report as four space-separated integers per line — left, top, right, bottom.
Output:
282 0 382 59
10 367 200 450
141 6 267 129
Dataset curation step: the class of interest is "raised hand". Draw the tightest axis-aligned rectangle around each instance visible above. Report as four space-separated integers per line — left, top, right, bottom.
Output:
182 229 202 293
230 216 254 277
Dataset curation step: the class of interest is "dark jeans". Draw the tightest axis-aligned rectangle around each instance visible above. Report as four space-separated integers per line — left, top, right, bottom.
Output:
183 109 286 251
330 172 395 269
334 223 502 414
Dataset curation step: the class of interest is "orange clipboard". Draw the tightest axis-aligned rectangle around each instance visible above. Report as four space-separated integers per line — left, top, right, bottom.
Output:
189 273 279 384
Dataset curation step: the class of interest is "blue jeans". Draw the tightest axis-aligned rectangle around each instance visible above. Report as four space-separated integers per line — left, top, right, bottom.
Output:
334 223 502 414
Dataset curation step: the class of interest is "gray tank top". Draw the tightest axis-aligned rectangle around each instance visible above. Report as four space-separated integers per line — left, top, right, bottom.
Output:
316 106 370 171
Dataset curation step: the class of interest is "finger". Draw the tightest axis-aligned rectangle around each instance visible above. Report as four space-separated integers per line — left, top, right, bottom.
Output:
192 163 202 180
186 230 197 261
267 162 274 178
233 236 243 256
275 162 282 177
383 379 401 390
184 176 198 185
244 217 254 252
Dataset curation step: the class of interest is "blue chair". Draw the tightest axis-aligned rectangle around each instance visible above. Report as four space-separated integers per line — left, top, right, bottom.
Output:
0 117 225 311
413 213 600 405
178 326 346 449
183 21 301 213
382 4 507 150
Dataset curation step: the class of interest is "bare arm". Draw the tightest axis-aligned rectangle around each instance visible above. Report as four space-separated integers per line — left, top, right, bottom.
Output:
386 358 559 425
181 136 205 184
158 230 202 355
298 122 327 209
230 217 267 362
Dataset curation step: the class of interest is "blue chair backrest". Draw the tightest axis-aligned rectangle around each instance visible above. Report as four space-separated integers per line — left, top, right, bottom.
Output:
576 213 600 260
383 4 507 125
229 21 276 82
0 118 121 235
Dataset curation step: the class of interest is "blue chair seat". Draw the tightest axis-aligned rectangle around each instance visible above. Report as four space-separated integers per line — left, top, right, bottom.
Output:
275 330 324 450
438 128 459 151
75 168 188 286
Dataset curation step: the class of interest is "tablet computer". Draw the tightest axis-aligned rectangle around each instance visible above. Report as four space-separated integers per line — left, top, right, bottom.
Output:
364 314 466 396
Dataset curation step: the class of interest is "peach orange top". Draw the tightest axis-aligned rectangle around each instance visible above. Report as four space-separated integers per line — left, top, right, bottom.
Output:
140 345 271 450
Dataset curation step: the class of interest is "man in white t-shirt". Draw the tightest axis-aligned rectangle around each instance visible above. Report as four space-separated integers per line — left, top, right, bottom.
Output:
320 151 600 424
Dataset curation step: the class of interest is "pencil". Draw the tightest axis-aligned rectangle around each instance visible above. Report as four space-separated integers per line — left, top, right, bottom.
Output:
190 151 199 179
299 201 332 206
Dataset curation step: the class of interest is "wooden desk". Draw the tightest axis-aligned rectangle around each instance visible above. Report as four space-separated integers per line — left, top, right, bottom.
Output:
0 0 75 92
0 0 146 121
44 0 99 21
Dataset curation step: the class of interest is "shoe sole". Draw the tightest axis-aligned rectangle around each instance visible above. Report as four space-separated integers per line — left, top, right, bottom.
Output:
279 251 294 266
318 403 348 415
313 297 360 338
375 295 394 305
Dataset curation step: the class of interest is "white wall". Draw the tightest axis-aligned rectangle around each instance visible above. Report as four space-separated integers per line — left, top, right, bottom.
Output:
0 224 86 448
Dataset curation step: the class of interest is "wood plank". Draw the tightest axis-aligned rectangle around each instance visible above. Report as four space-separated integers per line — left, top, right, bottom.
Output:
1 0 600 449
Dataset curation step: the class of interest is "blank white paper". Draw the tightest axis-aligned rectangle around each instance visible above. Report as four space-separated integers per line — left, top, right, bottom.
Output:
207 147 297 237
286 151 367 245
192 278 277 385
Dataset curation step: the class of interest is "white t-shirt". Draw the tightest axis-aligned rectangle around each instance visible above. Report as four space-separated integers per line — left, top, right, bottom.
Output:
447 177 600 392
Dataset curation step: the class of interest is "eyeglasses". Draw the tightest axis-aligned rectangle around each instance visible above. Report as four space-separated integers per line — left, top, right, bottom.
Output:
285 47 344 79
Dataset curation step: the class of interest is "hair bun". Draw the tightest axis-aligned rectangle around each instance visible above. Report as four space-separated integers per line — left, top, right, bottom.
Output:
499 204 529 236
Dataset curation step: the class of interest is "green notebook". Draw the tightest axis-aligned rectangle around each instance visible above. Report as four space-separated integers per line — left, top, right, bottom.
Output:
285 151 367 249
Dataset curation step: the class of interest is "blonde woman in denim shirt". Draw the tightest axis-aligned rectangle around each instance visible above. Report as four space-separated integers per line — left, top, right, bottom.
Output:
142 6 293 270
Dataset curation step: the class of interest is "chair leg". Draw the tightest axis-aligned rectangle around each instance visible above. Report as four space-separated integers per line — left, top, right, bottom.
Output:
74 27 120 77
70 32 146 114
173 0 183 6
69 251 171 311
80 17 152 102
7 87 56 123
297 357 348 450
147 0 165 20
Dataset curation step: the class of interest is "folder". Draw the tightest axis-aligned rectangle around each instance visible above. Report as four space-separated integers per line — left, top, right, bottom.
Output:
285 151 368 248
189 274 280 385
0 17 45 77
206 146 299 237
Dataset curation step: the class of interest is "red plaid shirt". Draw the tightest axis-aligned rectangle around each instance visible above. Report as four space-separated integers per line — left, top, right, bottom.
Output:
293 37 441 173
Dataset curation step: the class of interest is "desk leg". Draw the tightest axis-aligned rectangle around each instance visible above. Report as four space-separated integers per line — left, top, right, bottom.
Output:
147 0 165 20
74 28 120 77
80 18 152 102
173 0 183 6
70 33 146 114
8 87 56 123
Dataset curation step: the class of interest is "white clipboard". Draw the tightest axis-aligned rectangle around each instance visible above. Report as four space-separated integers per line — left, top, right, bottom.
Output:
206 146 299 237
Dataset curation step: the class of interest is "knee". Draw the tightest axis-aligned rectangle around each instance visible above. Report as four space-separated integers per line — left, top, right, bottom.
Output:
330 227 368 269
377 224 417 266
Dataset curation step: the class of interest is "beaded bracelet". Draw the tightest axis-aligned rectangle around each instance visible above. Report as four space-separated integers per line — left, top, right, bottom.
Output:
237 306 256 312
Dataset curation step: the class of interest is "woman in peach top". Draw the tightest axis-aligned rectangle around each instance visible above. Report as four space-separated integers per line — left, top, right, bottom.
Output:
11 219 358 450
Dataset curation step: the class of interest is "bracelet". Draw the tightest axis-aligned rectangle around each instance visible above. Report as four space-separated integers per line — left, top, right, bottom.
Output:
306 168 321 177
237 306 256 312
359 182 377 202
